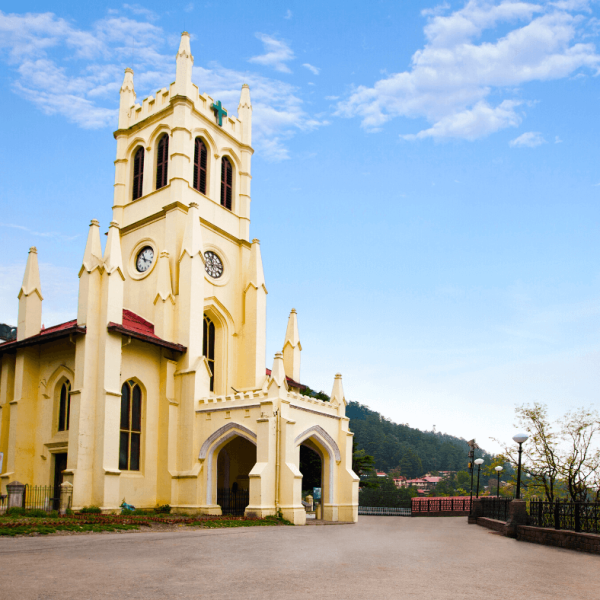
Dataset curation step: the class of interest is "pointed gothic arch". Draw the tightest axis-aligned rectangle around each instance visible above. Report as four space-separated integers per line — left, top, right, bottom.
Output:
295 425 341 504
199 422 257 506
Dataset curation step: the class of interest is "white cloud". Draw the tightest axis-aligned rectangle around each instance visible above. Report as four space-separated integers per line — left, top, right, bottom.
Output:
325 95 339 100
0 223 80 242
249 33 294 73
337 0 600 141
185 3 194 12
0 11 321 160
284 9 292 20
509 131 547 147
555 135 563 143
123 4 158 21
303 63 320 75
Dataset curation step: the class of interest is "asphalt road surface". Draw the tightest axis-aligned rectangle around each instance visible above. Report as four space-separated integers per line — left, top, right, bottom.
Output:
1 517 598 599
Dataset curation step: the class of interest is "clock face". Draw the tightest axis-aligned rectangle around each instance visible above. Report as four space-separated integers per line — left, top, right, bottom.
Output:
205 251 224 279
136 246 154 273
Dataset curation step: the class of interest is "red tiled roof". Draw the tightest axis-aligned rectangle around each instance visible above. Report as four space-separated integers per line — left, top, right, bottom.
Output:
108 309 186 352
265 368 306 389
40 319 78 335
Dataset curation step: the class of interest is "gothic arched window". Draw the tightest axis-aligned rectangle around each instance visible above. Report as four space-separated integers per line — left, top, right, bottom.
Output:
203 314 216 392
156 134 169 190
119 380 142 471
220 157 232 211
194 138 208 195
58 381 71 432
132 146 144 200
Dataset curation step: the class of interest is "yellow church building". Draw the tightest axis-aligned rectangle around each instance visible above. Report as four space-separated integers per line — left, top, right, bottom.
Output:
0 33 358 524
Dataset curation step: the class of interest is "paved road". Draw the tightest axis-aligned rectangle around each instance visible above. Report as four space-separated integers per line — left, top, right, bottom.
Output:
1 517 598 599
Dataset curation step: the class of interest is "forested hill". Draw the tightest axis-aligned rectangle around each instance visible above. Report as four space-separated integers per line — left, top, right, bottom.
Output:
347 401 490 478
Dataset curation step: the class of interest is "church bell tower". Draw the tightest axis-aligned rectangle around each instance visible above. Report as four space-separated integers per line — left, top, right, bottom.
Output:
111 32 266 396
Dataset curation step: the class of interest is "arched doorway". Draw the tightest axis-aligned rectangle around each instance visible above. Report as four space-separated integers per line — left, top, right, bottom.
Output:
299 442 323 505
216 436 256 515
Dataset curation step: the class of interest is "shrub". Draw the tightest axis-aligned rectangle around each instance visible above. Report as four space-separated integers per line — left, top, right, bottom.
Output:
6 507 26 517
154 504 171 514
80 506 102 514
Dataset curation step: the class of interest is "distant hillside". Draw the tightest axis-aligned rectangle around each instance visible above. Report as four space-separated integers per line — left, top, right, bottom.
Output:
347 401 490 478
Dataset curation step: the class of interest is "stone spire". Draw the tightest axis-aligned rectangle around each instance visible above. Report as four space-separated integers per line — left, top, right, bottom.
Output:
247 238 266 291
330 373 345 406
179 202 205 261
240 238 267 389
102 221 124 325
154 251 175 341
238 84 252 145
174 31 194 97
270 352 287 388
103 222 124 278
118 68 135 129
17 247 43 340
282 309 301 383
178 202 205 366
79 219 103 276
78 219 103 326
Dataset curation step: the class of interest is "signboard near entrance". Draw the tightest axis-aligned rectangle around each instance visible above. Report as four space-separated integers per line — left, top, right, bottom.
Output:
313 487 321 501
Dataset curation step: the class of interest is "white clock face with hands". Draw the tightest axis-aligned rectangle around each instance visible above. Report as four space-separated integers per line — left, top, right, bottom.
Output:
136 246 154 273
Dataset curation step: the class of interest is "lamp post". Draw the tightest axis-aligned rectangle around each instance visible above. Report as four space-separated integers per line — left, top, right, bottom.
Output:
494 465 503 497
474 458 484 498
512 433 529 500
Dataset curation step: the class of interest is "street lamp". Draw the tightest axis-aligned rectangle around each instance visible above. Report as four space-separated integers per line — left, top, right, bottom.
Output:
474 458 484 498
513 432 529 500
494 465 503 497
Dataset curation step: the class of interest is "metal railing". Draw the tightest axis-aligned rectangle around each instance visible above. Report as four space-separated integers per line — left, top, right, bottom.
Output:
358 506 411 516
217 488 249 517
529 500 600 534
358 490 412 509
479 497 511 521
411 497 471 513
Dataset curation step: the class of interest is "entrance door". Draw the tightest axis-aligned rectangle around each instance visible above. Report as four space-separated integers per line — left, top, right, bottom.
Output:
53 453 67 510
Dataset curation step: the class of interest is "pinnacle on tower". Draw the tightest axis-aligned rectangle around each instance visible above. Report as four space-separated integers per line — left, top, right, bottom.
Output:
80 219 103 276
282 308 301 383
238 84 252 145
247 239 266 291
270 352 287 388
179 202 205 261
175 31 194 97
17 247 43 340
155 251 174 303
103 222 124 278
118 68 135 130
330 373 346 407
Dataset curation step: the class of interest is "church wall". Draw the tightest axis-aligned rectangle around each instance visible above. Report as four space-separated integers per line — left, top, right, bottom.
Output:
0 354 16 492
33 341 76 487
118 340 162 508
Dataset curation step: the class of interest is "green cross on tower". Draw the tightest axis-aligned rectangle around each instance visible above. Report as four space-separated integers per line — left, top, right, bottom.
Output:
210 100 227 127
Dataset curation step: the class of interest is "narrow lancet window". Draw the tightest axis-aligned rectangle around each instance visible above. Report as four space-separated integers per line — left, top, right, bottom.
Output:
58 381 71 432
203 314 216 392
194 138 208 195
119 380 142 471
132 146 144 200
220 157 232 211
156 134 169 190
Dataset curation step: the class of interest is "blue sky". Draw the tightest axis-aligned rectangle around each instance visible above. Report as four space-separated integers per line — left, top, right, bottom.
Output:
1 0 599 453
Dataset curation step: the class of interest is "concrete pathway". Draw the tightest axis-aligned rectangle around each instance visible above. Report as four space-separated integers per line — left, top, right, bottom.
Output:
1 517 598 599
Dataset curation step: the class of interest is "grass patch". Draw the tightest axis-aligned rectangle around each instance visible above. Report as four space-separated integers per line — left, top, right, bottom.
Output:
187 514 293 528
0 522 139 537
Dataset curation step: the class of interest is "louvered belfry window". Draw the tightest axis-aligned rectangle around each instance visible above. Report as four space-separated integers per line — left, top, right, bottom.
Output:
119 380 142 471
132 146 144 200
193 138 208 194
156 134 169 190
220 157 232 211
